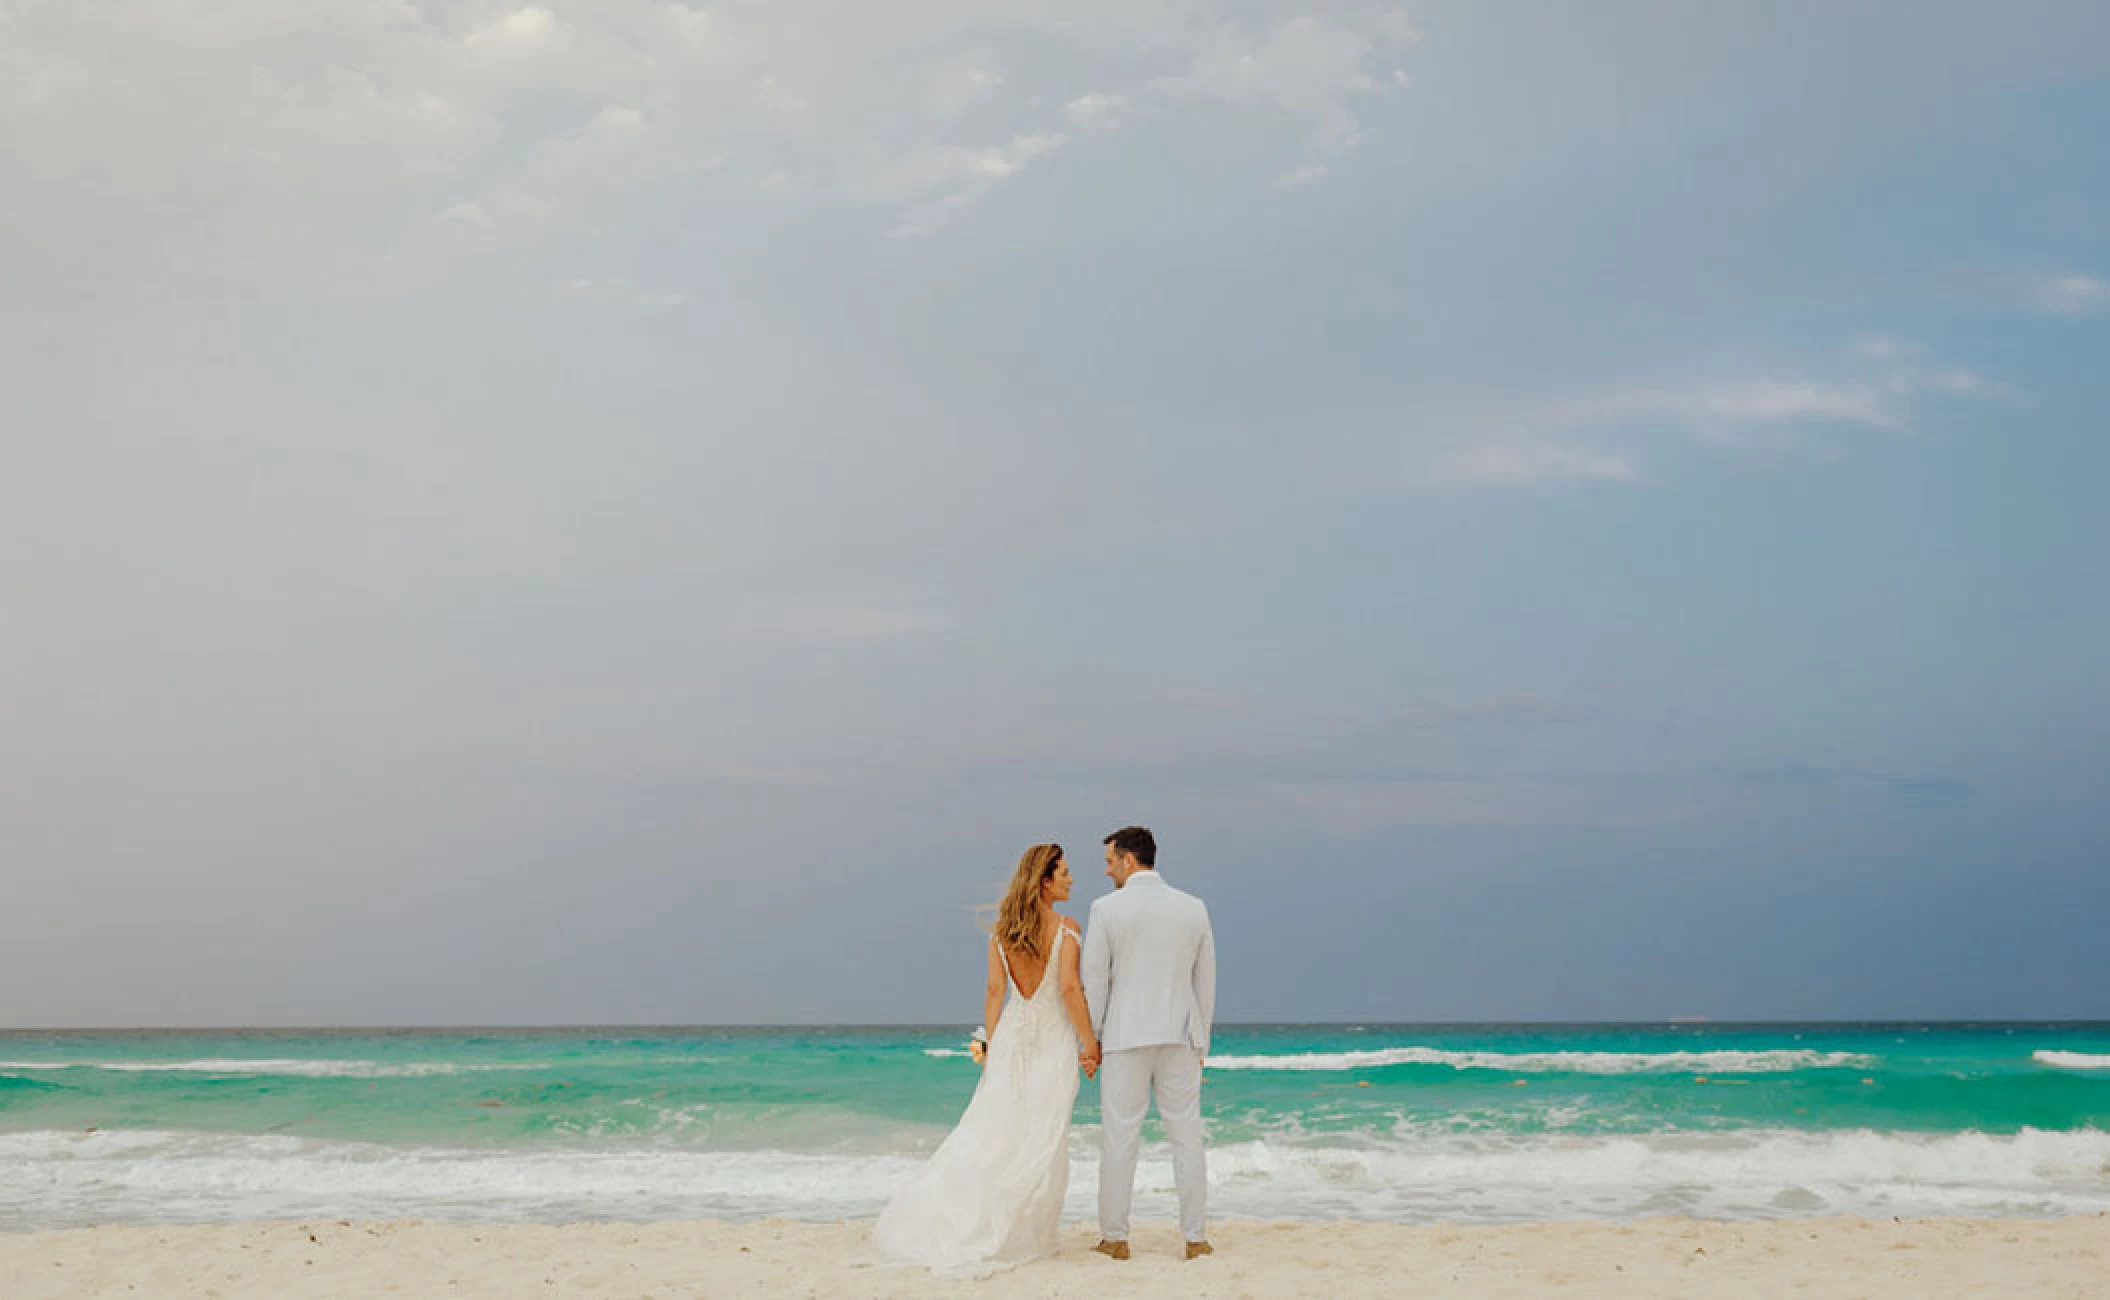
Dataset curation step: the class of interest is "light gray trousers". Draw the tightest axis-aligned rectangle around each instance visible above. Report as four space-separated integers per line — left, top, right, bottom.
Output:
1096 1044 1207 1244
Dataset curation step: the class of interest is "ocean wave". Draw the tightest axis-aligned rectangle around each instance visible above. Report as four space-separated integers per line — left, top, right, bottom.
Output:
4 1125 2106 1230
922 1049 972 1059
2035 1051 2110 1071
1191 1126 2110 1221
1202 1047 1875 1074
0 1059 540 1079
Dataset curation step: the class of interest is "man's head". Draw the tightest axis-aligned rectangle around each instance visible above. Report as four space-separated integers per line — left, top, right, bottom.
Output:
1102 825 1157 888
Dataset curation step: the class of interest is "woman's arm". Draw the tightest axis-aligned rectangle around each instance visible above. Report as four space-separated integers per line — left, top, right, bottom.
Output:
1058 922 1100 1075
982 937 1006 1064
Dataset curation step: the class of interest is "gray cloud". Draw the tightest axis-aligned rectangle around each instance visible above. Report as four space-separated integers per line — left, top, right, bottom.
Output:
4 0 2108 1026
0 0 1415 285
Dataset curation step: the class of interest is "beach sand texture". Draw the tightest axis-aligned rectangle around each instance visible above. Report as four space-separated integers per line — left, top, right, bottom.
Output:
5 1215 2108 1299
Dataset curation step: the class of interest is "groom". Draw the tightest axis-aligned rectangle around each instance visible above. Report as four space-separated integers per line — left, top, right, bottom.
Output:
1081 826 1217 1261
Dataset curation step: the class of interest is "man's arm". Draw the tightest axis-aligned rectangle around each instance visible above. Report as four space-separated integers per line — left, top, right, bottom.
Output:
1081 900 1112 1037
1192 904 1216 1056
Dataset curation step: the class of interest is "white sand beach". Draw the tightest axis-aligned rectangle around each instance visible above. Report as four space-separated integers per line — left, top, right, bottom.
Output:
5 1215 2107 1299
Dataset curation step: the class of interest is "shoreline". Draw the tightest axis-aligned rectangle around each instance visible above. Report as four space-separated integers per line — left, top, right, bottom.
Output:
6 1214 2108 1298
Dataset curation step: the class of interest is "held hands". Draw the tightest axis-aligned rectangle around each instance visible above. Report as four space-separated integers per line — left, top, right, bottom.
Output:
1079 1042 1101 1079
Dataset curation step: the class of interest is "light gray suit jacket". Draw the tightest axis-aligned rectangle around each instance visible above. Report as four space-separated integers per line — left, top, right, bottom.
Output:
1081 871 1216 1056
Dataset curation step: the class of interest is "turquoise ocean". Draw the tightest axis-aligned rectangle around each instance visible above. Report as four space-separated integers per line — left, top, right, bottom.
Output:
4 1024 2107 1230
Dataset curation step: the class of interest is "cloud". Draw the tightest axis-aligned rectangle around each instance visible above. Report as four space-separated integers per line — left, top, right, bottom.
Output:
1850 333 1912 362
1600 350 2018 444
2027 273 2110 316
1414 339 2016 487
1152 15 1395 158
872 130 1071 234
1604 379 1909 440
555 275 688 310
1911 367 2016 400
916 52 1005 122
380 93 661 272
1062 91 1126 132
0 2 1417 266
465 6 562 50
1420 437 1644 487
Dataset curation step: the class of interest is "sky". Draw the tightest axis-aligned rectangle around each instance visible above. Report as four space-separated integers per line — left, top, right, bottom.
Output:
3 0 2107 1027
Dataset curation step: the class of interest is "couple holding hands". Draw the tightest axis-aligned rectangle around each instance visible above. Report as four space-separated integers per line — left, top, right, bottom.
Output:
875 827 1217 1273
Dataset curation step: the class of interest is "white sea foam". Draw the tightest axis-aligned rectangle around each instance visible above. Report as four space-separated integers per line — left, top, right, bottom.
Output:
2035 1051 2110 1071
4 1126 2106 1230
0 1059 538 1079
1202 1047 1875 1074
922 1049 972 1059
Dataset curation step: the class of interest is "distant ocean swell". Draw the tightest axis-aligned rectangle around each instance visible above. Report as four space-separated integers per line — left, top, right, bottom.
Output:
1200 1047 1876 1073
0 1060 542 1079
5 1125 2108 1230
8 1045 2099 1079
920 1046 1875 1072
5 1025 2107 1230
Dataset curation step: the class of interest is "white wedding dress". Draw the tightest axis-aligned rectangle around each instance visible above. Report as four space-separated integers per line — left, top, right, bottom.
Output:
874 928 1080 1273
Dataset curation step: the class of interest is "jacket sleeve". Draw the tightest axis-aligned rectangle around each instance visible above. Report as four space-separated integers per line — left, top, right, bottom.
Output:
1082 900 1112 1037
1192 903 1216 1056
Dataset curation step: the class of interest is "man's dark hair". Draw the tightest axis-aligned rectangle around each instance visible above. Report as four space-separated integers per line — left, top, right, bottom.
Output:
1103 826 1156 867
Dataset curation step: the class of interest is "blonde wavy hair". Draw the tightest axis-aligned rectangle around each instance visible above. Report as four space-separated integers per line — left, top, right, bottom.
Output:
993 843 1064 963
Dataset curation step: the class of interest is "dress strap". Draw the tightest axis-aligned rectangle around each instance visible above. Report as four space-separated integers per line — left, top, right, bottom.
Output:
1043 923 1070 984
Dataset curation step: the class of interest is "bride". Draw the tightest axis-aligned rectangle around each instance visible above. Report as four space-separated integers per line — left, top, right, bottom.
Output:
873 843 1103 1273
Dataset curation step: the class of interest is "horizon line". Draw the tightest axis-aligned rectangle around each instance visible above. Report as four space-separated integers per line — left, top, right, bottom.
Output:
7 1018 2109 1034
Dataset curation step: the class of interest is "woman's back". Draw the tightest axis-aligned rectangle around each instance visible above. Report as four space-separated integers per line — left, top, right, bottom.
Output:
998 918 1068 1001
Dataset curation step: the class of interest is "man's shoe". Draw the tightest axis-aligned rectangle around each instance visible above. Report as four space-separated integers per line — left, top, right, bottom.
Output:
1184 1241 1214 1261
1092 1239 1130 1261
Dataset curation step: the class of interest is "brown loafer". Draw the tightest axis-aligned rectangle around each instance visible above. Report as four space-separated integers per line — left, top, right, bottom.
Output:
1092 1239 1130 1261
1184 1241 1214 1261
